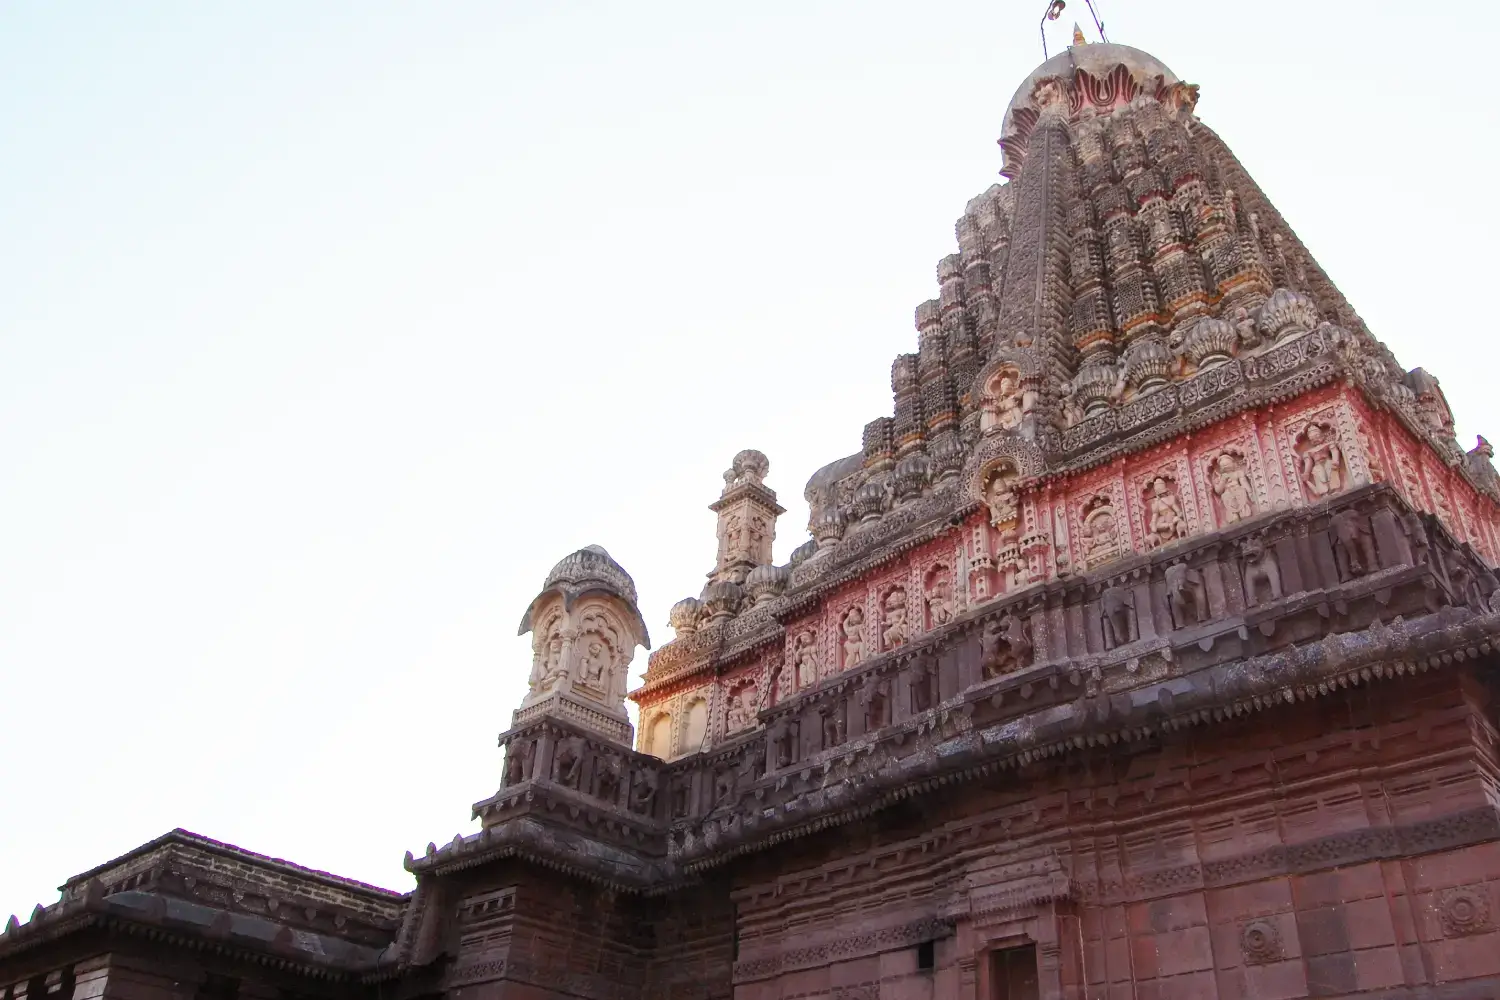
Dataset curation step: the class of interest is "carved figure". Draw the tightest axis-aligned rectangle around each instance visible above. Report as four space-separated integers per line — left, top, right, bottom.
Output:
1402 509 1431 567
1330 509 1377 581
1298 422 1345 498
909 657 937 714
628 769 658 814
1242 537 1283 605
792 631 819 688
859 675 890 731
504 740 533 786
579 637 610 687
981 612 1033 677
1211 451 1256 524
713 768 736 808
554 737 584 790
982 372 1037 433
1100 585 1134 649
924 566 956 627
842 607 867 667
595 758 621 803
769 716 800 769
725 684 757 732
881 589 909 649
1081 496 1120 566
819 702 845 750
1144 476 1189 547
534 632 566 692
1164 562 1205 629
983 464 1020 526
669 779 689 818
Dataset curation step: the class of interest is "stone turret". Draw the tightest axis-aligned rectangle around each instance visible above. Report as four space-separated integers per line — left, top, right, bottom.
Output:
707 450 784 586
514 544 650 745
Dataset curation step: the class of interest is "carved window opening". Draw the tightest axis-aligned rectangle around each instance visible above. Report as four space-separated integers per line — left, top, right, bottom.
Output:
646 713 673 758
682 698 709 755
916 940 936 971
988 944 1039 1000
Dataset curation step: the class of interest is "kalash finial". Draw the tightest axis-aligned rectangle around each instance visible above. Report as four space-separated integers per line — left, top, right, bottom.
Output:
1039 0 1108 60
1073 22 1088 46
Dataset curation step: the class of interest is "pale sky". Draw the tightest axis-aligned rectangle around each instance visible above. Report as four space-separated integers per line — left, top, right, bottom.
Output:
3 1 1496 915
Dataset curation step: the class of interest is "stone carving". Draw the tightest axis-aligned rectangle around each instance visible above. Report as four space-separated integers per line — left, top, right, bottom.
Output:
1100 584 1134 649
859 675 890 731
669 779 689 819
725 682 758 733
1080 495 1122 567
792 631 819 688
881 589 909 650
924 565 956 628
1296 420 1345 499
1439 886 1492 938
842 607 867 667
980 612 1033 678
504 739 533 786
983 463 1020 526
554 736 584 790
1330 508 1377 581
1239 919 1282 964
980 368 1036 434
1402 509 1431 567
532 621 568 694
1142 476 1189 548
1242 537 1283 604
594 757 621 804
1164 561 1205 629
628 769 657 815
909 657 937 714
713 768 736 809
769 716 799 769
819 702 846 751
722 449 770 490
1209 450 1256 525
668 597 702 637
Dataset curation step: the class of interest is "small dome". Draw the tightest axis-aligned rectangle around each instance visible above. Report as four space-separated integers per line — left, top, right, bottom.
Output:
668 597 702 636
518 544 650 647
1002 43 1180 137
746 563 790 605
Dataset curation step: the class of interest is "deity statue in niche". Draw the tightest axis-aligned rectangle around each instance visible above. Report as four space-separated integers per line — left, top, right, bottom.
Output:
924 565 955 628
579 637 611 687
792 631 819 688
983 463 1020 527
1080 495 1121 566
1297 421 1345 499
532 626 567 693
1143 476 1189 548
881 589 909 649
981 370 1036 434
725 683 757 732
842 607 866 667
1210 450 1256 524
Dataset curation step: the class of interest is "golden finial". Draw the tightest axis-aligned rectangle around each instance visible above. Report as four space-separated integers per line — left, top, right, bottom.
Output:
1072 22 1088 46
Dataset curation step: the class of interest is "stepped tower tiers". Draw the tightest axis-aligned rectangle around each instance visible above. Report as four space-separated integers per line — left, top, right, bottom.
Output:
18 40 1500 1000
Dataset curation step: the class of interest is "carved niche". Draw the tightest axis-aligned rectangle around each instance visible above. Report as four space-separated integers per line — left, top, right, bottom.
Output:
924 564 957 628
1330 508 1378 581
554 736 584 790
503 738 534 786
573 605 626 703
858 674 891 731
1294 418 1346 501
1242 536 1283 605
978 363 1037 435
628 769 657 815
881 588 910 651
1100 583 1135 650
981 460 1021 528
1207 447 1257 526
769 715 800 769
841 607 867 668
529 608 568 695
594 756 622 804
1141 475 1190 548
724 680 759 734
909 656 938 714
1164 561 1205 629
1080 494 1124 568
819 700 846 750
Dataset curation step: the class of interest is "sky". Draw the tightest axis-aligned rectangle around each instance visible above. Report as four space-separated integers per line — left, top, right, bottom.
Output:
2 0 1497 915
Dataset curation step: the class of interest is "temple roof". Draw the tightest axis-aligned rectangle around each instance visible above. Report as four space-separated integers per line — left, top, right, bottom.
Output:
518 544 651 647
1001 42 1179 137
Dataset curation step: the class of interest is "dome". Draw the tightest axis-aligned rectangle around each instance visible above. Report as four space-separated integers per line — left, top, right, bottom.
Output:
517 544 650 647
1001 43 1180 137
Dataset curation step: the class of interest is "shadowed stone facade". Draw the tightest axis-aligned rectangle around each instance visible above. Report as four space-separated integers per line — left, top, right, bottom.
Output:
9 39 1500 1000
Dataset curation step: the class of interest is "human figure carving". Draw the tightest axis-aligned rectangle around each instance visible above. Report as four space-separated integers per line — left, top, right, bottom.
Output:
1100 585 1133 649
1211 451 1256 525
1081 497 1119 565
925 566 955 627
1330 509 1378 581
579 637 610 687
881 590 909 650
1144 477 1189 547
792 631 819 688
842 607 866 667
984 465 1019 526
629 770 657 814
1242 537 1283 605
725 685 756 732
554 737 584 789
1299 422 1345 498
534 633 566 692
1164 562 1204 629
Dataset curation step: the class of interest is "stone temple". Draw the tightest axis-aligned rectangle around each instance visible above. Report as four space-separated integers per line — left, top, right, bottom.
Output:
9 39 1500 1000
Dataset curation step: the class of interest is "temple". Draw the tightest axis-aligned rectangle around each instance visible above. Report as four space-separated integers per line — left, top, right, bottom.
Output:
10 39 1500 1000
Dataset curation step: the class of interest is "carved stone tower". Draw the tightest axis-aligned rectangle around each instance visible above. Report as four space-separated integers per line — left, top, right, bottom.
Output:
708 449 784 586
515 544 650 745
